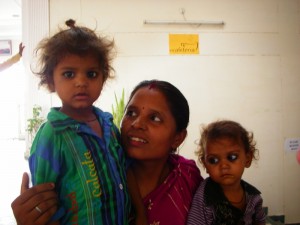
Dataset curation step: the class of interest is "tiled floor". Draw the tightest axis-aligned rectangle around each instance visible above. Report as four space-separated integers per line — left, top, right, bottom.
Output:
0 139 28 225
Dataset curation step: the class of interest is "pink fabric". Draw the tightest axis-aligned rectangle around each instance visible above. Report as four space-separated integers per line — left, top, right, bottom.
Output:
143 154 203 225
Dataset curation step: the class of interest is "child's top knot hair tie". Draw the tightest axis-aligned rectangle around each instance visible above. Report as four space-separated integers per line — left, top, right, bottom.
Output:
65 19 76 28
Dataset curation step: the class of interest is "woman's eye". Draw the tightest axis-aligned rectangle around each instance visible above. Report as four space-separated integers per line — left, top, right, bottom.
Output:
87 71 98 78
207 157 219 165
125 109 136 117
227 154 238 162
151 115 161 122
63 71 74 78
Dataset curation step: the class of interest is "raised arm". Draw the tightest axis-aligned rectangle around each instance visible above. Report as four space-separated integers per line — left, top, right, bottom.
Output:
18 42 25 56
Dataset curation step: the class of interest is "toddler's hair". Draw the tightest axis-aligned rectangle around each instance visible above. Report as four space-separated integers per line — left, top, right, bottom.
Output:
196 120 259 166
32 19 116 92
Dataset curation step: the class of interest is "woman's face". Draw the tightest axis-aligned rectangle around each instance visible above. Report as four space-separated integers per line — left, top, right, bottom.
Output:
121 87 185 161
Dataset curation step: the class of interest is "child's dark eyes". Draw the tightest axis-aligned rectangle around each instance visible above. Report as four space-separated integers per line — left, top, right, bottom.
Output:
63 71 74 78
206 153 239 165
87 71 98 78
62 71 98 79
207 157 219 165
227 153 238 162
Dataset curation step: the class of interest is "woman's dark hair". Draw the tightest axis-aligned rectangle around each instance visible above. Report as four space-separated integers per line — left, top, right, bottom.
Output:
127 79 189 132
32 19 115 92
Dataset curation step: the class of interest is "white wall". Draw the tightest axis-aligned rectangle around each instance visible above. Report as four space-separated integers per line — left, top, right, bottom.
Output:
30 0 300 223
22 0 50 151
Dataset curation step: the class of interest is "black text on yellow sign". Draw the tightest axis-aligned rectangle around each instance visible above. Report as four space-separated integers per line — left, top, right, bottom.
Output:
169 34 199 55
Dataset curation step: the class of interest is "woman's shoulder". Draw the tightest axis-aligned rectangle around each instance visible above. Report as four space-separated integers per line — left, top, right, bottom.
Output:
170 154 196 164
169 154 204 186
170 154 200 173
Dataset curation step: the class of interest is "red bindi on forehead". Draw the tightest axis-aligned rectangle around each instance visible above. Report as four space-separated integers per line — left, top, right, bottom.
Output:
148 82 157 89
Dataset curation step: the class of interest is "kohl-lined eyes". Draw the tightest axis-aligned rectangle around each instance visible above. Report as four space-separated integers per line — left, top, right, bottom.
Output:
207 157 219 164
206 153 239 165
227 153 238 162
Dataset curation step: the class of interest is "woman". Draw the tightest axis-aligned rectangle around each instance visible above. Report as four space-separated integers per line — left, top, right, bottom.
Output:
11 80 203 225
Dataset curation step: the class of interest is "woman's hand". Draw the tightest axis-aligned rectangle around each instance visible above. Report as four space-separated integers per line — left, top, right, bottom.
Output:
11 172 58 225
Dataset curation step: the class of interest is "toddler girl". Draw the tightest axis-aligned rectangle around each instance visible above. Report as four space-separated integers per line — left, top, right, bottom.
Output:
187 120 266 225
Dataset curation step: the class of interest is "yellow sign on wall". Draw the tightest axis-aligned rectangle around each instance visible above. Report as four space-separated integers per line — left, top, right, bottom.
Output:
169 34 199 55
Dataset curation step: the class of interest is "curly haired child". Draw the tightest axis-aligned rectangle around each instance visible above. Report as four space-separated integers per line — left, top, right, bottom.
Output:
187 120 266 225
29 19 132 225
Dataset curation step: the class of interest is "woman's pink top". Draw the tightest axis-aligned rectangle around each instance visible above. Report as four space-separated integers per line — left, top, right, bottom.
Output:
143 154 203 225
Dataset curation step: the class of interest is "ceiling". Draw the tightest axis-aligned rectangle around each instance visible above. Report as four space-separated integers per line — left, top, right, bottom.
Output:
0 0 22 38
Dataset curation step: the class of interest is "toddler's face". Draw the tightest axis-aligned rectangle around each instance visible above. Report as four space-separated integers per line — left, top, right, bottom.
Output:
51 53 104 113
202 137 252 189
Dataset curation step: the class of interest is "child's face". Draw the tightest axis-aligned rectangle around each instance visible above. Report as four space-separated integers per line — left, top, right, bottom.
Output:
202 137 252 189
120 87 185 161
51 54 104 112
